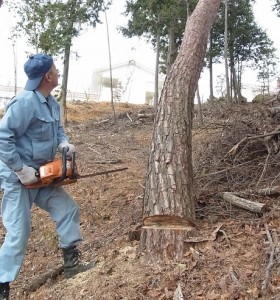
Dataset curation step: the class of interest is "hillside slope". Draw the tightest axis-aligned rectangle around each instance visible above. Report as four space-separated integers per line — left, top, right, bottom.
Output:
2 101 280 300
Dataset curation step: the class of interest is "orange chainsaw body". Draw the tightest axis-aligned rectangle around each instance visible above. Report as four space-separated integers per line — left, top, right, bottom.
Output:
26 158 77 188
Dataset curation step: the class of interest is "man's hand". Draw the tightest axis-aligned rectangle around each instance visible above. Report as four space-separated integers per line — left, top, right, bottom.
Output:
15 165 38 185
58 141 76 159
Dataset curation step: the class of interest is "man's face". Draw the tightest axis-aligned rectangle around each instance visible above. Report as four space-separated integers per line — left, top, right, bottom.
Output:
46 63 60 89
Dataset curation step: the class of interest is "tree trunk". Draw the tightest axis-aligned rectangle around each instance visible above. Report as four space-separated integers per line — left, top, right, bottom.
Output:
60 1 76 126
236 58 246 102
224 0 230 103
154 24 160 108
104 6 116 121
140 0 221 261
209 30 214 103
196 87 203 126
60 42 71 126
166 18 176 74
231 65 238 103
186 0 190 17
228 52 236 102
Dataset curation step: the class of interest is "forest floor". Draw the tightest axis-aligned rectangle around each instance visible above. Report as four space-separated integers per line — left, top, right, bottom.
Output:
2 99 280 300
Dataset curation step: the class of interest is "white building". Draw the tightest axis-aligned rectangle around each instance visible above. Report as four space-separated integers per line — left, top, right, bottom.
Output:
91 60 165 105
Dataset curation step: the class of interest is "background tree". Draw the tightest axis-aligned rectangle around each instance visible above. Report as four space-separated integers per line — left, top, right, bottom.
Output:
223 0 230 102
216 74 226 97
273 0 280 15
122 0 277 104
9 0 46 54
210 0 277 102
257 56 278 95
9 0 109 124
103 2 116 122
121 0 197 106
140 0 221 261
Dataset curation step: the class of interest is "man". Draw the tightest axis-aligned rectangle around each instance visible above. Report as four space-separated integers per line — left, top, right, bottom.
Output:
0 54 93 300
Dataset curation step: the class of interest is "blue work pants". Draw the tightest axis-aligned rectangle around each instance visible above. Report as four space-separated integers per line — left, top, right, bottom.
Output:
0 180 82 283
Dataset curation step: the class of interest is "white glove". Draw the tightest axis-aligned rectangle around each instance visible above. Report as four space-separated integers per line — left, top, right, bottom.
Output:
15 165 38 185
58 141 76 159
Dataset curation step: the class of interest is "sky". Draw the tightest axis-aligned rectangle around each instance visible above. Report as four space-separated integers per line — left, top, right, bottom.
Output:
0 0 156 93
0 0 279 101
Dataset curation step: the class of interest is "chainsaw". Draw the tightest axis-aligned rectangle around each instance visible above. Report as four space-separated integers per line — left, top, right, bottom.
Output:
25 147 128 189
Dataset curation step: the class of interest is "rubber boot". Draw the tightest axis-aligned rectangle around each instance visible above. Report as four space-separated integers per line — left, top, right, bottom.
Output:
0 282 10 300
62 245 94 278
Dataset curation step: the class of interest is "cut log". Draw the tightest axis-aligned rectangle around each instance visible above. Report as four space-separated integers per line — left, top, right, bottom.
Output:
93 159 122 164
238 186 280 197
137 113 155 118
217 192 269 213
26 266 64 293
93 118 110 125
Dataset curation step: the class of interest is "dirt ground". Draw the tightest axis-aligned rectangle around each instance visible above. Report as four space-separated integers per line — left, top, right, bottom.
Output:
2 100 280 300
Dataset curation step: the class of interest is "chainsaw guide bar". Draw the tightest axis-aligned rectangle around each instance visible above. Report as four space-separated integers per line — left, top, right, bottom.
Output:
25 147 128 189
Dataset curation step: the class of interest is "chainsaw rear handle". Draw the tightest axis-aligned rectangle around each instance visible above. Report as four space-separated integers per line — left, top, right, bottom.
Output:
61 146 67 181
63 146 78 178
52 146 76 185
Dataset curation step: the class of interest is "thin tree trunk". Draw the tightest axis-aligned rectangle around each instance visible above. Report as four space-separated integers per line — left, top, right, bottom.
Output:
140 0 221 261
32 0 39 54
196 87 203 126
60 0 76 126
153 26 160 108
236 58 245 102
224 0 230 103
231 65 238 103
166 18 176 74
60 41 71 126
209 30 214 102
104 7 116 121
186 0 190 16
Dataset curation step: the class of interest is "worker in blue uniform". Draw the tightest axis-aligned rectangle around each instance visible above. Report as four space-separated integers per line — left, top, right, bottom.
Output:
0 54 93 300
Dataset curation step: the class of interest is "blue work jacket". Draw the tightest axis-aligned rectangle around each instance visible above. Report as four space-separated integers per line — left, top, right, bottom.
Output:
0 90 68 172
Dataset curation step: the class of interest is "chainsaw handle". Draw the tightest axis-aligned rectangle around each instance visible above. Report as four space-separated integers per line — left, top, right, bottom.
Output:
62 147 68 179
51 147 68 185
62 146 77 175
53 146 76 184
71 151 77 177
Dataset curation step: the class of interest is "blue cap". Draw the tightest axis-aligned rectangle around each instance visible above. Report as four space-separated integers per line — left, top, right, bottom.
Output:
24 54 53 91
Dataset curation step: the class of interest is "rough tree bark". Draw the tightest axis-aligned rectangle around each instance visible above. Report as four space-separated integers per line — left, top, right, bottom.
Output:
140 0 221 261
